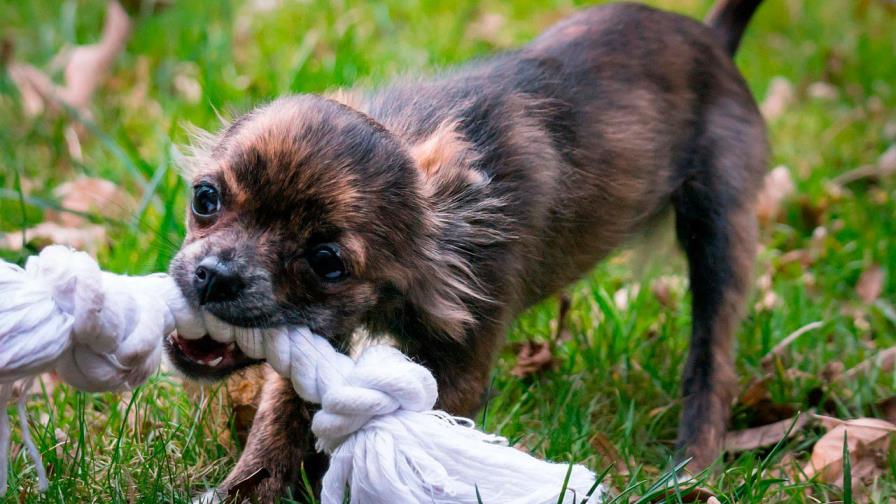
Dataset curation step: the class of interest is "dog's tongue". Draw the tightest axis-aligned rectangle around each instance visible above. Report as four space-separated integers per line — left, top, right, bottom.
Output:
170 332 243 367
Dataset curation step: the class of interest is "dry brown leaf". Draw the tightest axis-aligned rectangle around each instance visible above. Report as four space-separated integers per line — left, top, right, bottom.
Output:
739 376 770 408
589 432 629 475
856 264 885 304
760 77 794 120
173 62 202 104
832 145 896 187
724 413 814 452
227 366 265 406
754 290 780 312
6 1 131 118
1 222 107 254
511 340 555 378
807 81 838 100
650 275 685 309
776 248 812 269
880 144 896 174
839 346 896 383
820 360 845 383
875 396 896 425
648 486 717 503
1 176 135 254
756 165 796 224
226 366 266 445
58 1 132 112
7 62 57 117
760 321 824 371
467 12 513 48
803 416 895 485
50 176 135 226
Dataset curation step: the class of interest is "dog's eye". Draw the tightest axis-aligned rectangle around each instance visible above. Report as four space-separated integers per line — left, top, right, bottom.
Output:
307 244 347 282
191 184 220 217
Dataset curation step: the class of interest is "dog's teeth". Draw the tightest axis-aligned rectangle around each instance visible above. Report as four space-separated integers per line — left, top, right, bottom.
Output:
226 343 236 352
208 356 223 367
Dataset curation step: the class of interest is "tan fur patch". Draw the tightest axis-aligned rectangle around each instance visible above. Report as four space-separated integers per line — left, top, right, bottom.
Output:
340 231 368 276
409 121 476 178
222 168 249 208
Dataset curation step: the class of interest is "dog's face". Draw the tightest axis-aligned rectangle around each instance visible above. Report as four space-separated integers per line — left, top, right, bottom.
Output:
165 95 428 379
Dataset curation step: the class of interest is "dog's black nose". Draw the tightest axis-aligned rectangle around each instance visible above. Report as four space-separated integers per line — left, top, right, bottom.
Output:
193 256 244 305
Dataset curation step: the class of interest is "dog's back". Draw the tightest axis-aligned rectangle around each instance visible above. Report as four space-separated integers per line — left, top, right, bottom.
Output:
362 2 766 309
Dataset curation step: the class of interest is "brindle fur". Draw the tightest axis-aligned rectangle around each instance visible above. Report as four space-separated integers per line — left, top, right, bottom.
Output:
169 1 767 500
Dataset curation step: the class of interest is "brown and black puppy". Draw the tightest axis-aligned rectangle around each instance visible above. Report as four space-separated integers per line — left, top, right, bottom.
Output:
166 0 767 500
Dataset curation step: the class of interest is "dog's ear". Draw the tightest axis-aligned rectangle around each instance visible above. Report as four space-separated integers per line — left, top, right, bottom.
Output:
400 122 510 340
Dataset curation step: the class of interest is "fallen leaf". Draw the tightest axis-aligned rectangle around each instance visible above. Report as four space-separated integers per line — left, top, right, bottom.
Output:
58 1 132 112
50 176 135 226
807 81 838 100
760 321 824 371
511 340 554 378
760 77 794 120
1 222 106 254
875 396 896 425
831 145 896 187
776 249 812 268
173 62 202 104
880 144 896 172
226 366 266 445
855 264 884 304
1 176 135 254
724 413 814 452
54 428 69 460
755 165 796 224
589 432 629 475
6 1 131 129
738 377 772 410
839 346 896 383
467 12 513 48
820 360 845 383
803 416 895 486
649 486 717 503
754 290 780 312
650 275 685 309
6 61 56 117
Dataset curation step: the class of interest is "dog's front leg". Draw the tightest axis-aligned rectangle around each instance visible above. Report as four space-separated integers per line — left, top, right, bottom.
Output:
196 366 327 503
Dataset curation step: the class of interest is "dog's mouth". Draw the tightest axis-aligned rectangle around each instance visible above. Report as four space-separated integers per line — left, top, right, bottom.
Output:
165 331 258 380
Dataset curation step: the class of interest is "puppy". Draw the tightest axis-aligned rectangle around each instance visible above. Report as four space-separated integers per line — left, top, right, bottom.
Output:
166 0 767 500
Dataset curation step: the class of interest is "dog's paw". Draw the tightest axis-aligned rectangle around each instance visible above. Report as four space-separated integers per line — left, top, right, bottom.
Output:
192 488 226 504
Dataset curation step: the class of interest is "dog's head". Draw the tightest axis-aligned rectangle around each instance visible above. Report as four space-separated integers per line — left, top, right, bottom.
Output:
165 95 484 379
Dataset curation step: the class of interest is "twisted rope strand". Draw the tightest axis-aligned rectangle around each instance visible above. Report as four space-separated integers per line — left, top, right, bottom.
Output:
0 246 603 502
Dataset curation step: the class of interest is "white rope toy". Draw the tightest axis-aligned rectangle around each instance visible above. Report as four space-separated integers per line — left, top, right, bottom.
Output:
0 245 604 503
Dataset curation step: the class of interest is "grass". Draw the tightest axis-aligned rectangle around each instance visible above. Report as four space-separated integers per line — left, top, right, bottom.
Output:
1 0 895 501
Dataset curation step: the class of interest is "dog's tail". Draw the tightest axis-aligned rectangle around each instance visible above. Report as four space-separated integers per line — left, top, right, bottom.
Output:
705 0 765 55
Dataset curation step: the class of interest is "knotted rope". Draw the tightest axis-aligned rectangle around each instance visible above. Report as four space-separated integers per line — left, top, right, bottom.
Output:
0 246 603 502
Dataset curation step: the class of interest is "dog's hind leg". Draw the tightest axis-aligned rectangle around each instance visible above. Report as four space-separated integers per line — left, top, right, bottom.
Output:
672 108 765 469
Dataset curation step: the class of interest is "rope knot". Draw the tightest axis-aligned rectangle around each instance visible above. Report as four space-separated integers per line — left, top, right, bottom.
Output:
311 345 437 452
0 246 175 392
